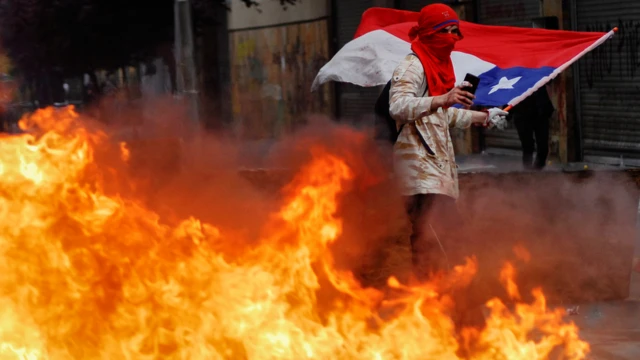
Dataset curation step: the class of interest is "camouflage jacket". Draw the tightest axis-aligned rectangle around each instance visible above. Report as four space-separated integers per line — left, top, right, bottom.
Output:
389 54 473 199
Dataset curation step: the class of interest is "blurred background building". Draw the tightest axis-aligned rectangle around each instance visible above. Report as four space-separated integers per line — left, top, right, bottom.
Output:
0 0 638 166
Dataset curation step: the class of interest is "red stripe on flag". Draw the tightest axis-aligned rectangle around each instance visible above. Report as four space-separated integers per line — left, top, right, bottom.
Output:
354 7 608 69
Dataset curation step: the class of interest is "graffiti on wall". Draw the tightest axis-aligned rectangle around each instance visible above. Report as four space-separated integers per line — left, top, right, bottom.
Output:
229 19 332 140
582 20 640 88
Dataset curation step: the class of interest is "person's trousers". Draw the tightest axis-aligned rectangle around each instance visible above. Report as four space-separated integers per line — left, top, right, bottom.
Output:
405 193 484 331
405 193 463 281
514 114 549 170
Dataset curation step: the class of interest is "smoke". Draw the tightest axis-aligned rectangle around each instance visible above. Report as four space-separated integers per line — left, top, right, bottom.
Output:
265 116 410 283
78 96 411 283
79 93 639 310
458 169 638 308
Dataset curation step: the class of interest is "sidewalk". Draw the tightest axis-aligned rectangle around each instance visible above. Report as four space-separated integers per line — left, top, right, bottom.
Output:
456 151 630 174
567 301 640 360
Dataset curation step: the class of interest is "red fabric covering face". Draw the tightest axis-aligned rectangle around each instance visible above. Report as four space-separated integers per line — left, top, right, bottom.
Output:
408 4 461 96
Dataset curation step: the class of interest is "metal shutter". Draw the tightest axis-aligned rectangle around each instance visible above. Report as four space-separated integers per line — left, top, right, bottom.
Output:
396 0 438 12
575 0 640 161
477 0 541 150
335 0 373 48
478 0 542 28
334 0 381 121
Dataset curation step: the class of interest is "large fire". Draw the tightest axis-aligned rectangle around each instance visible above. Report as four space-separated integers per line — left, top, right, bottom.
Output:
0 106 589 359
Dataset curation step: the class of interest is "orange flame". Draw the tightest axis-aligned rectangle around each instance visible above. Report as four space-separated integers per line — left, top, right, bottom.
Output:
0 107 590 359
500 262 521 300
119 142 130 162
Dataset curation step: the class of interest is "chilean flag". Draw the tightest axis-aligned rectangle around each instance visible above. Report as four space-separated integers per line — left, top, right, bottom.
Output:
312 8 616 108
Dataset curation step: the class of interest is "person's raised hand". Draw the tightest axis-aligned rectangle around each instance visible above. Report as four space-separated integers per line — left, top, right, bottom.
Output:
442 81 475 108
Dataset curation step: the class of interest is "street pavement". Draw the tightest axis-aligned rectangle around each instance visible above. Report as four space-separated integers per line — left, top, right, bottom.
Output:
567 201 640 360
570 298 640 359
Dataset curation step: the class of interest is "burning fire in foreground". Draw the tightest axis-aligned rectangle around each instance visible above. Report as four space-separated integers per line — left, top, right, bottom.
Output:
0 107 589 359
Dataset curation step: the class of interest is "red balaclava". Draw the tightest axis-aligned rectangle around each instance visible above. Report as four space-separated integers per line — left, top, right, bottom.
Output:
409 4 463 96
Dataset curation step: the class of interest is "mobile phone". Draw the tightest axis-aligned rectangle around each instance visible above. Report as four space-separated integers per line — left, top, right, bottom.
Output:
463 73 480 95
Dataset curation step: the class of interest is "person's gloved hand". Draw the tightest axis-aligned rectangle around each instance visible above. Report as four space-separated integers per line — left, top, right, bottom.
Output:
485 107 509 130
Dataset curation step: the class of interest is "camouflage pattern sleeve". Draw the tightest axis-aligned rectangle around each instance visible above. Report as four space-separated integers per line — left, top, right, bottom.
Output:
446 107 474 129
389 55 433 125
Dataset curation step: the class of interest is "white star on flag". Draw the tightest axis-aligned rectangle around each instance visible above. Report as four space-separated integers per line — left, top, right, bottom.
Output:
488 76 522 94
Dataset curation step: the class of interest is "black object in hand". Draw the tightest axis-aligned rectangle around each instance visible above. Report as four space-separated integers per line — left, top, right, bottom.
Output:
463 73 480 95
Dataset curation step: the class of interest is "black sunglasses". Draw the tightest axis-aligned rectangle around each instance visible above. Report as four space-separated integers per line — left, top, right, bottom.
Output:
438 27 462 36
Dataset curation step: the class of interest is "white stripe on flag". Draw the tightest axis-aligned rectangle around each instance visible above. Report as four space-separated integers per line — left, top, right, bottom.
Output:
451 52 495 86
312 29 498 91
312 30 409 91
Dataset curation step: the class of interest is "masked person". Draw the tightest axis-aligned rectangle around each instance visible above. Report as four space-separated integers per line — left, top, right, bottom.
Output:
389 4 508 328
390 3 505 279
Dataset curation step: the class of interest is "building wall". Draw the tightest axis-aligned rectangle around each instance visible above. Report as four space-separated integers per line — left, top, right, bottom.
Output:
228 0 329 30
228 0 333 139
542 0 570 163
197 5 232 130
332 0 379 125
